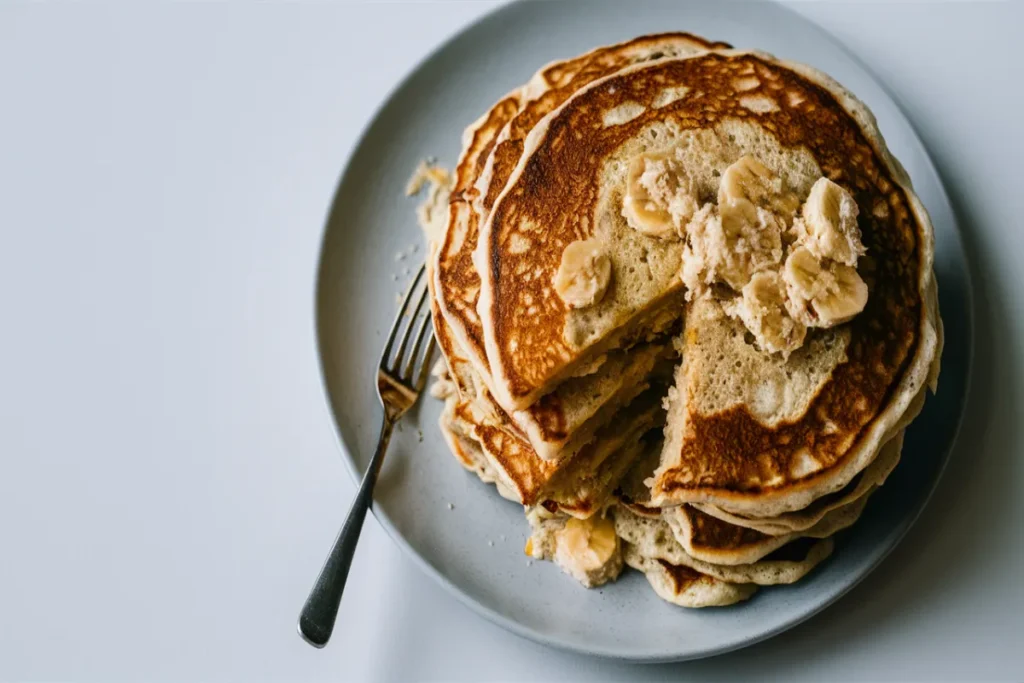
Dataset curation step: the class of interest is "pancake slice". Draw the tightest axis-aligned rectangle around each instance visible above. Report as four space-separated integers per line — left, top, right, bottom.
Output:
661 494 872 566
622 543 757 607
614 505 833 585
691 429 905 535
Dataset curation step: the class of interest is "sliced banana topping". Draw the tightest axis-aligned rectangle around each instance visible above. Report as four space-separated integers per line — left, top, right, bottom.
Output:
784 246 868 327
719 155 774 232
719 155 800 231
795 177 865 266
622 152 697 239
553 515 620 586
554 238 612 309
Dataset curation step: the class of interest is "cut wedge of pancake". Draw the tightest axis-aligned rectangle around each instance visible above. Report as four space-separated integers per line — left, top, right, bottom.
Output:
615 505 833 585
435 32 723 400
622 544 757 607
542 430 662 518
434 273 665 516
438 285 676 464
434 34 721 460
446 374 665 516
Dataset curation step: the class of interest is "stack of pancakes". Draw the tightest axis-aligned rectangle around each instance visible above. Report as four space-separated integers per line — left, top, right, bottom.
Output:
421 33 942 607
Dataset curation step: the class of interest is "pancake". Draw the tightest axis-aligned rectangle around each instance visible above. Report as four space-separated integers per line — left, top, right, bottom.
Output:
614 504 833 585
691 428 905 535
477 50 938 514
622 544 757 607
612 433 876 566
434 270 665 517
541 430 661 519
438 284 675 464
435 32 723 397
447 379 665 516
662 492 874 566
437 390 519 503
434 34 720 460
495 51 947 517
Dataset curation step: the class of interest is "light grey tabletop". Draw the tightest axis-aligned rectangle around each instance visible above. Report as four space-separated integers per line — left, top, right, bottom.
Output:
1 2 1021 681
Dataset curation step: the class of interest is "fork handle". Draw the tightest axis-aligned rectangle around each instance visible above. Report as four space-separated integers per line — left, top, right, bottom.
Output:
298 417 395 648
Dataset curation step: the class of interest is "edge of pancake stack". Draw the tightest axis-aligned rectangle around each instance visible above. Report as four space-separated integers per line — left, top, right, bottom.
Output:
414 32 943 608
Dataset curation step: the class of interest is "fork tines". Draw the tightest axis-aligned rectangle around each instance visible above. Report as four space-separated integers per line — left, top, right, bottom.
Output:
382 264 435 389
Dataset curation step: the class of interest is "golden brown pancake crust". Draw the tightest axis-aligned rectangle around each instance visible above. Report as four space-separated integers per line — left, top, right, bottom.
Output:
683 505 774 552
483 33 730 214
486 53 924 486
436 95 522 362
656 560 707 594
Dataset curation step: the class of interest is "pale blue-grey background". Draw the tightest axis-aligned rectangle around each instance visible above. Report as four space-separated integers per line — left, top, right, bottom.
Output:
0 1 1020 681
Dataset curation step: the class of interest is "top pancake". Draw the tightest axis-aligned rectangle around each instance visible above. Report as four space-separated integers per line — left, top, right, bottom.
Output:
477 50 939 515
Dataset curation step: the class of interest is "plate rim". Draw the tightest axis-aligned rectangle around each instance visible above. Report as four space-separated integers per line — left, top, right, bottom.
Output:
312 0 974 662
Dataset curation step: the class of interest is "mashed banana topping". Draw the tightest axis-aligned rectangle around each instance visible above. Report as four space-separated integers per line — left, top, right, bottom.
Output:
622 152 698 238
626 153 869 356
554 238 612 308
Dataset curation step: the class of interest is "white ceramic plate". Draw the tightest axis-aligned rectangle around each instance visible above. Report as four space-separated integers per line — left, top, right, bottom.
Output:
315 0 971 662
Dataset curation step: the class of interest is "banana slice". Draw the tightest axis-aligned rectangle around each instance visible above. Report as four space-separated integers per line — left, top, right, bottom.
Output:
622 152 695 239
719 156 774 208
796 177 865 266
554 238 612 309
553 516 621 588
719 155 800 233
784 246 868 327
728 271 807 356
813 262 869 324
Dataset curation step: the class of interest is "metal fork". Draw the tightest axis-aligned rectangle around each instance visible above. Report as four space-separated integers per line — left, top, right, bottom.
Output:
298 264 436 648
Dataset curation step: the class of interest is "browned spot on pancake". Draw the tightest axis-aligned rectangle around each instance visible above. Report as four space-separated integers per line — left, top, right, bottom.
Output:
454 96 521 199
683 506 772 551
723 470 865 524
526 392 568 441
761 537 817 563
656 559 706 593
486 35 730 213
473 419 558 504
